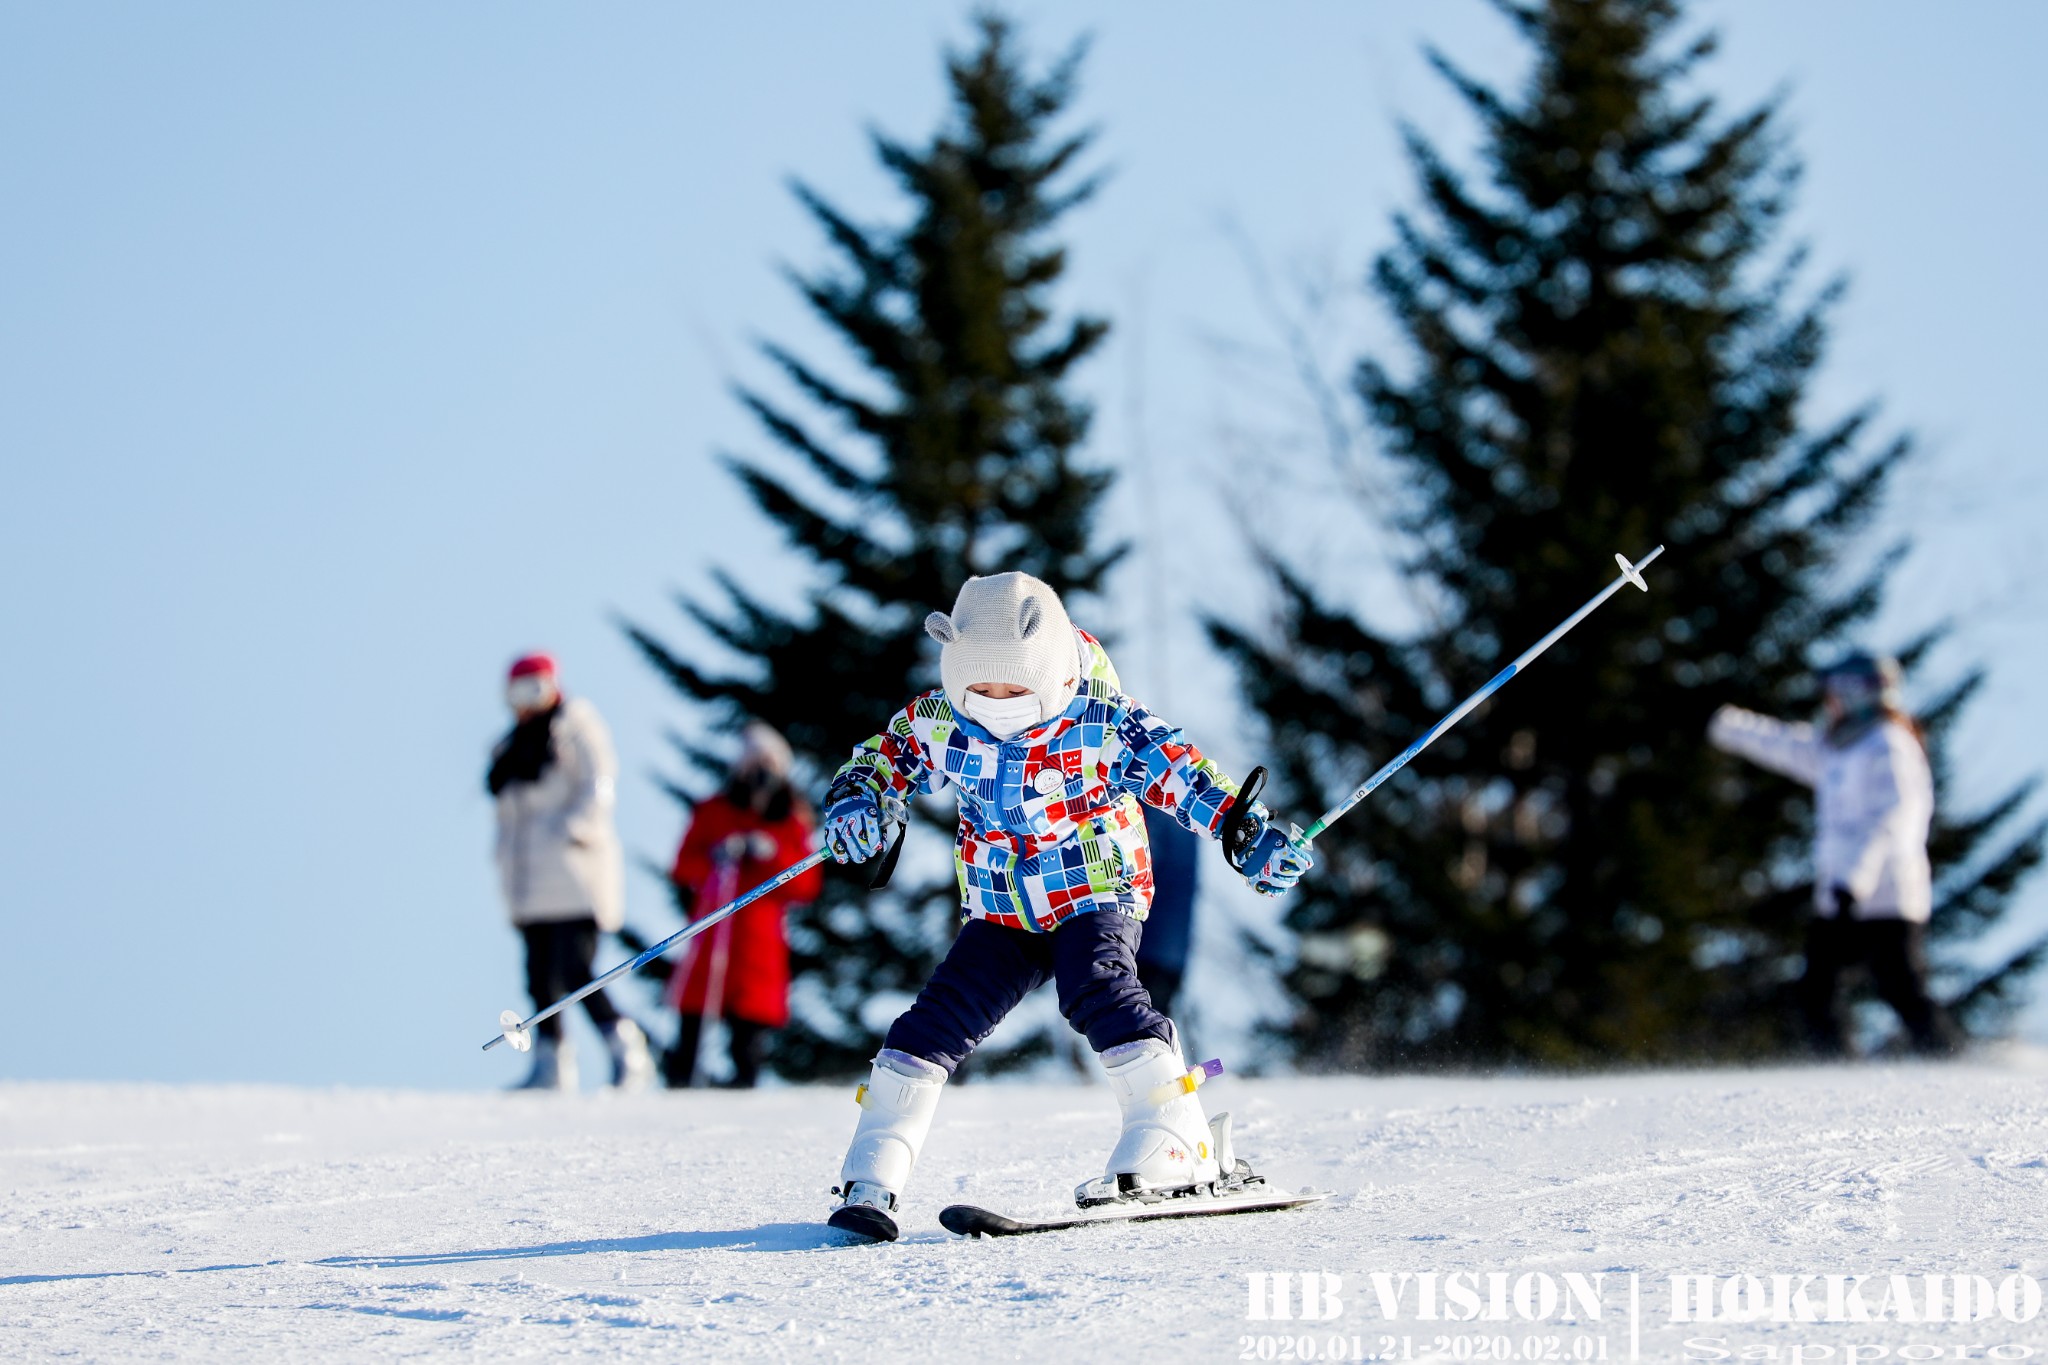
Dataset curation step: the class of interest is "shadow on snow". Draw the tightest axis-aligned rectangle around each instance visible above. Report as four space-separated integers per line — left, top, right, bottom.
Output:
0 1224 880 1287
1 1261 284 1287
313 1222 880 1265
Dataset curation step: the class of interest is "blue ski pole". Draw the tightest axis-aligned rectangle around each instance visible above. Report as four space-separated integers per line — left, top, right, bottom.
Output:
482 789 912 1054
483 847 835 1053
1288 546 1664 848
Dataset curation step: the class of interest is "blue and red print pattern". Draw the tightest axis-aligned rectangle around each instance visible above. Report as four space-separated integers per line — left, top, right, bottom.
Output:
831 631 1243 932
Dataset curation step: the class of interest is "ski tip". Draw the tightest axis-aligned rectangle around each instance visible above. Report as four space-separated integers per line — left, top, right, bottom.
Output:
939 1205 995 1238
940 1204 1042 1238
1614 551 1649 592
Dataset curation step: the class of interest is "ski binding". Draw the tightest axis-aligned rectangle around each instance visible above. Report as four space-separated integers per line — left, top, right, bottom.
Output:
942 1109 1329 1238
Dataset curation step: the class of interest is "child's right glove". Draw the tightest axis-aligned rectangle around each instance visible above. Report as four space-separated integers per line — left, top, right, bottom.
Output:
823 777 887 864
1228 804 1315 896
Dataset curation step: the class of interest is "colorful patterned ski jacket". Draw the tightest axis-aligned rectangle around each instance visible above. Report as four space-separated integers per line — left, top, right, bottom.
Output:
829 630 1244 932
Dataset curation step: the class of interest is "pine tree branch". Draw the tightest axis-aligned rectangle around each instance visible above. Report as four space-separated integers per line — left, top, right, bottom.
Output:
1944 931 2048 1031
1928 817 2048 942
1932 778 2041 874
733 389 877 497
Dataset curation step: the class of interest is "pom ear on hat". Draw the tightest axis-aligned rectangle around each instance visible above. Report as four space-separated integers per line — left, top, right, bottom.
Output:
1018 597 1042 639
925 612 958 644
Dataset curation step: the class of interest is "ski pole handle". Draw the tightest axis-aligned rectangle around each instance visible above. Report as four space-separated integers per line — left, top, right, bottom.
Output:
482 845 833 1052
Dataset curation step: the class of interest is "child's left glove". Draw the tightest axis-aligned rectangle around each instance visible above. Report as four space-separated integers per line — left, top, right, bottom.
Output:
1227 804 1314 896
823 777 887 865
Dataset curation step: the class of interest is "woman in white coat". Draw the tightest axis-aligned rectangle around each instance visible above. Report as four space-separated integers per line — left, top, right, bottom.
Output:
489 653 651 1090
1709 652 1961 1057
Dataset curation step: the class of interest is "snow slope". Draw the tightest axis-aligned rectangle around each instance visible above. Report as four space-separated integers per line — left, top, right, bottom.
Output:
4 1061 2045 1362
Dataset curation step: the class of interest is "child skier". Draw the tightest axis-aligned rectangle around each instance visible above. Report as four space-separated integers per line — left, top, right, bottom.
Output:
819 571 1312 1239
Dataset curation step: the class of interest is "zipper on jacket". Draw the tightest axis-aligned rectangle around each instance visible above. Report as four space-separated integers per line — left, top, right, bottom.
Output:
991 741 1043 932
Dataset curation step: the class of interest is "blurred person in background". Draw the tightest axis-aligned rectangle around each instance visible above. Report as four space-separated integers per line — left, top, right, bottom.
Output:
663 722 823 1088
488 652 653 1091
1709 652 1963 1058
1135 804 1199 1020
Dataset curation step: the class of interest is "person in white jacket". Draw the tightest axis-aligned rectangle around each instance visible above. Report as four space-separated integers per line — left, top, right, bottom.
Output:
488 652 651 1090
1708 652 1961 1057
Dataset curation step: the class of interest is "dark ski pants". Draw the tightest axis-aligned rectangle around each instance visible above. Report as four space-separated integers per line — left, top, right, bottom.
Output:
1136 961 1185 1021
665 1014 769 1089
520 917 619 1042
1801 916 1962 1058
885 912 1172 1075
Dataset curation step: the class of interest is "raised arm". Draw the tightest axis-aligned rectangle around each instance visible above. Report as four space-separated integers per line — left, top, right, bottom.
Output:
1707 704 1825 788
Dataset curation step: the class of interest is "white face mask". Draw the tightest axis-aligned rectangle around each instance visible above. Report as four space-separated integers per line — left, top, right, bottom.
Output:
961 689 1041 739
507 676 555 712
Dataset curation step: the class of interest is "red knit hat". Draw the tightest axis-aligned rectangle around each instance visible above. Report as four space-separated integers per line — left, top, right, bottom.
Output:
508 652 558 681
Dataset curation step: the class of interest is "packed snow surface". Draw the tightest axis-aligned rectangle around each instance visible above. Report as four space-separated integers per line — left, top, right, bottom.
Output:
4 1061 2046 1362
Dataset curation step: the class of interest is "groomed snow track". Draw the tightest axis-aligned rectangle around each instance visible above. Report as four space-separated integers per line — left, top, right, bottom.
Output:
3 1060 2044 1361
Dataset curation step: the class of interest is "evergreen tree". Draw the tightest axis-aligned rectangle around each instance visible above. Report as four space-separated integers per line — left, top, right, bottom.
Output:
1211 0 2045 1068
625 13 1120 1080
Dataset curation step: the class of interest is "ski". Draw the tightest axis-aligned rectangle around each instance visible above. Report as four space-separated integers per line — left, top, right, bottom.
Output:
939 1186 1329 1238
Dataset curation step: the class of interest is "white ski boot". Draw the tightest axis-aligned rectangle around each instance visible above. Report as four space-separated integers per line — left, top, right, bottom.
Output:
604 1019 654 1092
828 1049 947 1242
1077 1030 1238 1207
512 1036 576 1092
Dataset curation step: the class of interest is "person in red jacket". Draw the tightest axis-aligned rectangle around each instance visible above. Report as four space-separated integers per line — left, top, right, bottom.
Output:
664 722 824 1087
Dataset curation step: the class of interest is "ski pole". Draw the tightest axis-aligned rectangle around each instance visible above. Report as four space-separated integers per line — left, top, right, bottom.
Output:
1293 546 1665 846
485 794 909 1053
485 847 830 1053
692 858 740 1087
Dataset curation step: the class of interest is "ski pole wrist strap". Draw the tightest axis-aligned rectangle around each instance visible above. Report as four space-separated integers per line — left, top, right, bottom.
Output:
1222 766 1270 872
867 797 909 891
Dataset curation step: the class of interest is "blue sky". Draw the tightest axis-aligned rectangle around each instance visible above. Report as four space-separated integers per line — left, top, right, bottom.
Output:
3 2 2043 1088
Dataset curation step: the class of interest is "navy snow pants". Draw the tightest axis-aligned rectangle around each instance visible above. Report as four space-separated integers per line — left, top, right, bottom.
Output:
885 912 1172 1075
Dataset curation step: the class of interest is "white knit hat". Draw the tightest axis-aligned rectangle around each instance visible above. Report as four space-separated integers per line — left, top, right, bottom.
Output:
925 572 1083 725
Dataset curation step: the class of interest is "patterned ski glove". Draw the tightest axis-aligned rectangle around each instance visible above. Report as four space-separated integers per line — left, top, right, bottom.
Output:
823 779 887 865
1226 803 1315 896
